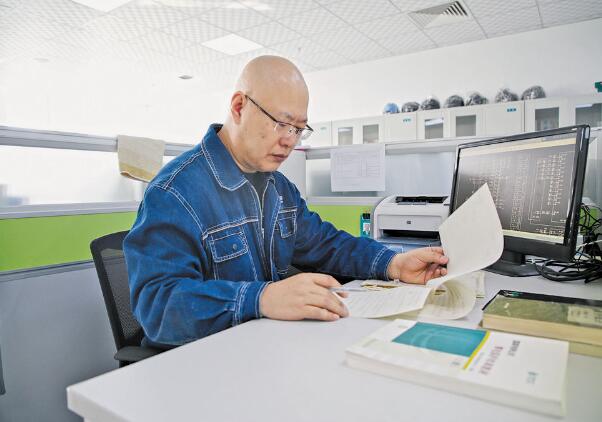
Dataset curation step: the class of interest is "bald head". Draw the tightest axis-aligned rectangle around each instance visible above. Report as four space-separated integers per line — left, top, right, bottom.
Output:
219 55 310 173
235 55 308 102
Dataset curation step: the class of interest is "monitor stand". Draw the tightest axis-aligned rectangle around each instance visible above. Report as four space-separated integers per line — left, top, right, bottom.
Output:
485 251 539 277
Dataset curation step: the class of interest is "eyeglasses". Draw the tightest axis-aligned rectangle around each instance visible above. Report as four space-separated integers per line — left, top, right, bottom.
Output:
245 95 313 141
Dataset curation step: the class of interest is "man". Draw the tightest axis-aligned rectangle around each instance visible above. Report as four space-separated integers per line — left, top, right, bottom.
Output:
124 56 448 349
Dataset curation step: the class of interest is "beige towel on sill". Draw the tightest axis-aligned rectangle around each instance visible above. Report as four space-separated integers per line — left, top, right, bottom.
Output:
117 135 165 182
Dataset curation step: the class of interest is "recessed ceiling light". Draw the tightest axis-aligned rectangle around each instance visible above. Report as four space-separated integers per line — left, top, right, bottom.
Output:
202 34 263 56
34 57 50 63
178 74 193 80
70 0 132 12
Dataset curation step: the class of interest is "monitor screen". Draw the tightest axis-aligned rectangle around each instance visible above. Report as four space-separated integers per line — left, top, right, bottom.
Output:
450 126 590 275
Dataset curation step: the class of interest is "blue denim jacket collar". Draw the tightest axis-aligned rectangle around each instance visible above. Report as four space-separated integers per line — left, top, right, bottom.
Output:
202 123 274 191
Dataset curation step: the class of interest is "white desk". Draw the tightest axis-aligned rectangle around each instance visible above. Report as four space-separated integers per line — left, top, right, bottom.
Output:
67 273 602 422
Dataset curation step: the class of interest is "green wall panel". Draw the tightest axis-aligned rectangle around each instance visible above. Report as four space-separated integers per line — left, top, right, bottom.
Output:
0 212 136 272
1 205 369 272
307 204 372 237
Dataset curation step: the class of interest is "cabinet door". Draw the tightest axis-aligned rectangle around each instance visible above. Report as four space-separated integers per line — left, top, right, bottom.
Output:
417 109 450 140
383 112 417 142
307 121 332 147
449 105 485 137
359 116 384 144
332 119 356 146
484 101 524 136
524 98 569 132
568 94 602 128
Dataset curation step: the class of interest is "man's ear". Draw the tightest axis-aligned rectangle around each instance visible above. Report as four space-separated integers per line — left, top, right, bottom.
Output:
230 92 245 124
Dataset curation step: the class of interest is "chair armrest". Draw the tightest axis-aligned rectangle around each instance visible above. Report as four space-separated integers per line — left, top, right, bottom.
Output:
114 346 163 363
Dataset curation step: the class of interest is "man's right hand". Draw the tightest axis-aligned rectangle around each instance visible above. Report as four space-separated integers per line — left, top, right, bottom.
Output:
259 273 349 321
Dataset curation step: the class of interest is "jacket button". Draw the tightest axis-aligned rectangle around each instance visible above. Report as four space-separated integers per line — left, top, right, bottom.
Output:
232 244 238 251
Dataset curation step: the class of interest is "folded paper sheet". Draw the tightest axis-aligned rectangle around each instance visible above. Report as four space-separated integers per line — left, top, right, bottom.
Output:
117 135 165 182
341 184 503 319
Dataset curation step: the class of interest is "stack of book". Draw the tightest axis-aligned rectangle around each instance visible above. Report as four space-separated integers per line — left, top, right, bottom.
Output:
481 290 602 358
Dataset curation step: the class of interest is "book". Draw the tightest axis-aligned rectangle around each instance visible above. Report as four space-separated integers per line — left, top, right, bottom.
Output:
481 290 602 356
346 319 568 417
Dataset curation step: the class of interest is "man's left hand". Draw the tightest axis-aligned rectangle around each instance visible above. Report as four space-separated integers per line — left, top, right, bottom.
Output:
386 247 449 284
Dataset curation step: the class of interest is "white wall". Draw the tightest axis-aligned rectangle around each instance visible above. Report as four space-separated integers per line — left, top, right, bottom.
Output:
305 18 602 123
0 18 600 144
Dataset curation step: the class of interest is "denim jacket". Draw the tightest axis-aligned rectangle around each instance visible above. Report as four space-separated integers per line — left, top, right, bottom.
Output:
124 124 397 347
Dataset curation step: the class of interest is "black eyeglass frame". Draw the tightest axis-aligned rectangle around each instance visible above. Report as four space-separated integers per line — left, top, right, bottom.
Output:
245 94 313 141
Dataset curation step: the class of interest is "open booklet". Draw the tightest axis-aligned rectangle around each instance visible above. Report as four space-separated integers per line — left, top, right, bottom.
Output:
339 184 503 320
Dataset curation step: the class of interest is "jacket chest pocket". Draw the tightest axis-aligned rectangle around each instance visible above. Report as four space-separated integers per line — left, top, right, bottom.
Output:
274 209 297 277
207 225 257 281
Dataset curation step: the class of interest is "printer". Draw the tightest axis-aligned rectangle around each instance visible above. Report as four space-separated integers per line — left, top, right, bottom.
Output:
372 195 450 252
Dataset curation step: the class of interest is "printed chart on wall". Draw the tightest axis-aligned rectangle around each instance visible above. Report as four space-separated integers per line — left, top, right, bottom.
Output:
330 144 386 192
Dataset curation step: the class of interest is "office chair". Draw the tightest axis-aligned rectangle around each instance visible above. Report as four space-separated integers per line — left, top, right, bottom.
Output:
90 231 162 367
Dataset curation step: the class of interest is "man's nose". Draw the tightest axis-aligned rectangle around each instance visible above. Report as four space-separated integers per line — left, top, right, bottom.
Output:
280 135 298 149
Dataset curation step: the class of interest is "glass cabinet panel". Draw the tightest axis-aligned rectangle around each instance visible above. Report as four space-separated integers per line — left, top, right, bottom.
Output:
425 118 444 139
535 107 559 130
337 127 353 145
456 115 476 137
576 103 602 128
362 124 379 143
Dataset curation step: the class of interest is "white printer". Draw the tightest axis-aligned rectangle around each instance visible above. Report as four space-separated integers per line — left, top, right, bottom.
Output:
372 195 450 252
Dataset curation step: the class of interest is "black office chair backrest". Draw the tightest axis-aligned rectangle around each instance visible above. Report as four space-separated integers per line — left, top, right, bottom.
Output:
90 231 144 351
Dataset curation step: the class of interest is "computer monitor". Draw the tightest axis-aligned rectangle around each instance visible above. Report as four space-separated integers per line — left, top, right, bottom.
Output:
449 125 591 277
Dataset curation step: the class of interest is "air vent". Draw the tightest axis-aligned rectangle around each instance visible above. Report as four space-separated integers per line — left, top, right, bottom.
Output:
409 1 472 29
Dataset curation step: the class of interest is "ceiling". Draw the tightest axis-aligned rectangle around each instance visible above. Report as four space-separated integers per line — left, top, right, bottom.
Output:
1 0 601 90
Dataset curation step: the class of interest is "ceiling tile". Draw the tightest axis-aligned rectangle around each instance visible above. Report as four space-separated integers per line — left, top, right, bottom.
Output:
15 0 101 26
0 0 22 7
155 0 219 14
539 0 602 27
425 19 485 46
128 30 195 55
238 22 302 46
375 30 436 55
111 0 190 29
198 4 270 31
390 0 449 12
162 16 228 43
0 8 77 40
173 44 229 64
270 37 326 61
50 27 116 53
355 13 418 40
240 0 319 19
301 50 351 69
325 0 399 24
278 7 347 36
464 0 537 19
308 26 389 61
83 15 152 42
479 6 541 37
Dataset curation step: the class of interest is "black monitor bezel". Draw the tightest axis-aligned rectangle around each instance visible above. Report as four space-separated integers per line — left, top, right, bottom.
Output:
449 125 591 262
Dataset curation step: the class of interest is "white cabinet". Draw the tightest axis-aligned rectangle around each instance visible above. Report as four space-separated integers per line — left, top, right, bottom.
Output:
307 121 332 147
383 112 417 142
524 98 570 132
568 94 602 128
483 101 524 136
332 116 384 145
449 105 485 137
417 109 450 140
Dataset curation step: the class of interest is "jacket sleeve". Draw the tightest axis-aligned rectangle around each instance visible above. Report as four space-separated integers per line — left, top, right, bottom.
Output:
123 185 268 346
290 189 397 281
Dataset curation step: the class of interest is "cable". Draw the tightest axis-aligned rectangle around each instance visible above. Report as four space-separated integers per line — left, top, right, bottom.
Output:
535 203 602 283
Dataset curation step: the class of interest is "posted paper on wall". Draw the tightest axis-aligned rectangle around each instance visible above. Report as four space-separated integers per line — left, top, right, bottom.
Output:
330 144 385 192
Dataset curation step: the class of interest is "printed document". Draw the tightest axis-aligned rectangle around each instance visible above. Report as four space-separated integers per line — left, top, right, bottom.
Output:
340 184 503 319
330 144 385 192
